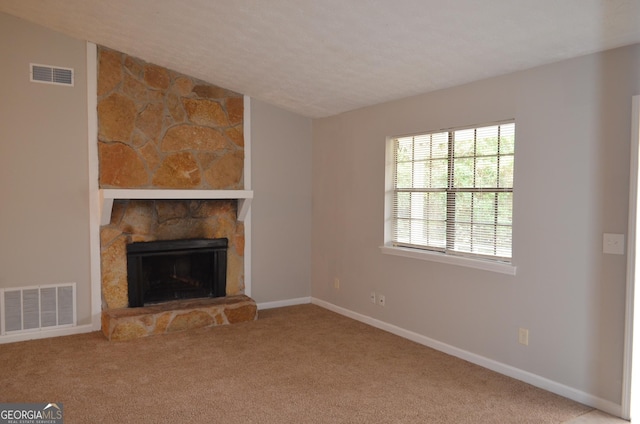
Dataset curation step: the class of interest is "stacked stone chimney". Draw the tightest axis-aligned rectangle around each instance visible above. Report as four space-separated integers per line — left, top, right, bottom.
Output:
97 46 245 310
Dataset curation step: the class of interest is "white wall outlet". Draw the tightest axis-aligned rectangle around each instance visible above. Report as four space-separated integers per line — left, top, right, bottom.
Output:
603 233 625 255
518 328 529 346
334 277 340 289
370 291 376 304
378 294 386 307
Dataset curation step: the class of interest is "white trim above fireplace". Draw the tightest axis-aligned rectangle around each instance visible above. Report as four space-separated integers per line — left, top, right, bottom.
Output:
99 189 254 225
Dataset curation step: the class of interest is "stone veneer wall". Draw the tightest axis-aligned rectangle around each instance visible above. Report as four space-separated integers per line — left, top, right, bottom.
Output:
97 46 243 188
97 46 245 309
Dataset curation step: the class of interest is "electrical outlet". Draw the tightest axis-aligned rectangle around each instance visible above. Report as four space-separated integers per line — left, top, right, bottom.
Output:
603 233 625 255
334 277 340 289
370 292 376 304
518 328 529 346
378 294 385 307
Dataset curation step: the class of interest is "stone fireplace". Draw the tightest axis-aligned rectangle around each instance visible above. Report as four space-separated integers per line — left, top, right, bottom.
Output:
97 47 256 340
100 199 244 309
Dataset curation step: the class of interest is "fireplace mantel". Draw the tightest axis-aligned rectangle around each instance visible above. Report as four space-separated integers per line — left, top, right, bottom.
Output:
99 189 253 225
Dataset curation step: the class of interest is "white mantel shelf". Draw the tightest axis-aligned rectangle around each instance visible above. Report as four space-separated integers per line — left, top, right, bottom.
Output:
99 189 253 225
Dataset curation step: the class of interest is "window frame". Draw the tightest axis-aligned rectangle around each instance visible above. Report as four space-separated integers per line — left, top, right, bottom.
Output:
381 121 517 275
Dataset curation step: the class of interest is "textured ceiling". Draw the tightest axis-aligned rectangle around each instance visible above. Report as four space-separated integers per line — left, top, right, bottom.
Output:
1 0 640 118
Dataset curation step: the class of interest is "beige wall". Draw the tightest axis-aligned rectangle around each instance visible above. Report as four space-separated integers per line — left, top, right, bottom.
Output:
312 44 640 404
251 99 312 303
0 13 91 325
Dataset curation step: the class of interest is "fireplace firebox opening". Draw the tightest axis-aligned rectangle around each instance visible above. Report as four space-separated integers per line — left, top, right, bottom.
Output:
126 238 228 307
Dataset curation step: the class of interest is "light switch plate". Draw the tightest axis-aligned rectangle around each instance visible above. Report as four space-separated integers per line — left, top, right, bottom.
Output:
603 233 625 255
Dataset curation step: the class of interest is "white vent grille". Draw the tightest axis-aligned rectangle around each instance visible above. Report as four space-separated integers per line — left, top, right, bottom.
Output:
1 283 76 335
30 63 74 86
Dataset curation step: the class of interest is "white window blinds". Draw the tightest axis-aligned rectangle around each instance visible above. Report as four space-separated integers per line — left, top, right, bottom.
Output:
392 122 515 262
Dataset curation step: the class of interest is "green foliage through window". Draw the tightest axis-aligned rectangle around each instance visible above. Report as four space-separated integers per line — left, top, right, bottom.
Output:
392 122 515 261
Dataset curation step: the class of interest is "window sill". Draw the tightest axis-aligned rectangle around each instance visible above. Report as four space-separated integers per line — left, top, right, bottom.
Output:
379 245 517 275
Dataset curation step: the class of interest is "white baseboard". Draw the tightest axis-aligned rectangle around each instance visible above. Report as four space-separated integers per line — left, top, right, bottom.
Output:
311 297 622 418
257 297 311 310
0 324 95 344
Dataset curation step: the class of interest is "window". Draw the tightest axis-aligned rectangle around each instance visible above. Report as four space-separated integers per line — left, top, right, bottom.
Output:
389 121 515 264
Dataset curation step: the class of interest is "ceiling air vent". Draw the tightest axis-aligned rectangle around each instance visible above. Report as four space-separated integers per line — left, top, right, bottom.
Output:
30 63 74 86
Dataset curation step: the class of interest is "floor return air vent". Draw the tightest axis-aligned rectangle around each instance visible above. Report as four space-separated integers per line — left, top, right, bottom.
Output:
1 283 76 335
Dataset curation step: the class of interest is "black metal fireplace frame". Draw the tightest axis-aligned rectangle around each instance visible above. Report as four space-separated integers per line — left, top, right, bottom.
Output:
126 238 228 307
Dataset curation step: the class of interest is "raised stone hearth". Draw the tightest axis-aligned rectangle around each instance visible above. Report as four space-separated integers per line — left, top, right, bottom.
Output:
101 295 257 341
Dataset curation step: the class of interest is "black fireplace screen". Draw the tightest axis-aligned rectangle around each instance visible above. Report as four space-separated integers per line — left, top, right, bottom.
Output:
126 238 227 307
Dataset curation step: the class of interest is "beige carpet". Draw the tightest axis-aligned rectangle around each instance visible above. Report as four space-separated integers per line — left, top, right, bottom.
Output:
0 304 593 423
